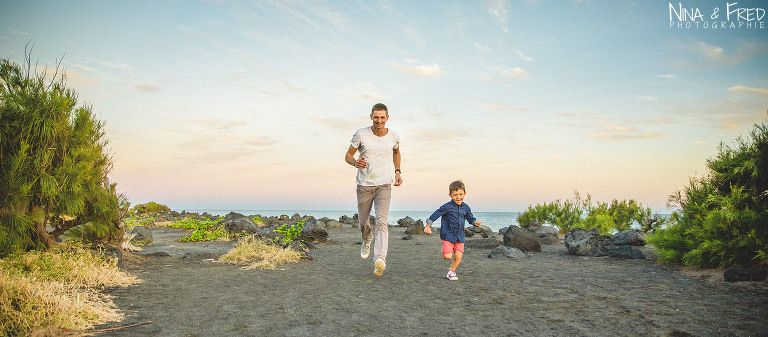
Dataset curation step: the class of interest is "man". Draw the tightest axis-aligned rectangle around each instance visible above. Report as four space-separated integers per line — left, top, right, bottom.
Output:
345 103 402 276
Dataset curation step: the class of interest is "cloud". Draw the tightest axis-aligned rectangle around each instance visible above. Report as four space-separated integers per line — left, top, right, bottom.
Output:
674 40 768 67
470 72 502 84
163 118 277 163
564 111 666 143
339 82 387 101
656 74 675 79
586 123 665 142
9 28 30 36
639 96 657 101
471 66 530 84
176 24 217 41
516 51 534 61
729 85 768 96
355 92 386 101
487 0 510 32
391 61 443 78
62 69 102 89
475 43 490 53
312 116 361 131
132 84 162 93
167 118 247 130
493 66 529 80
407 127 470 144
476 103 529 112
283 80 311 93
87 58 132 70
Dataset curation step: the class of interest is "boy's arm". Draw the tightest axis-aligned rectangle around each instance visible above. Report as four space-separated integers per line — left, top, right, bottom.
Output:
465 205 480 226
424 204 447 234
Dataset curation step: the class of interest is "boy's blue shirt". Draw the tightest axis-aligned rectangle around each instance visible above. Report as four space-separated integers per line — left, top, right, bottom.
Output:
426 200 477 243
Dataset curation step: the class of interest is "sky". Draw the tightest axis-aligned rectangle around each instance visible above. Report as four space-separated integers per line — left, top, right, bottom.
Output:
1 0 767 214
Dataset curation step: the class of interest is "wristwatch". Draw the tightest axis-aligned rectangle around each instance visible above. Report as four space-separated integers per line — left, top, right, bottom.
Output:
395 169 401 173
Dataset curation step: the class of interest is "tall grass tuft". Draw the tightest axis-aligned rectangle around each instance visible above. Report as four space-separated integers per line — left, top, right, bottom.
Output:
220 236 305 270
0 244 140 335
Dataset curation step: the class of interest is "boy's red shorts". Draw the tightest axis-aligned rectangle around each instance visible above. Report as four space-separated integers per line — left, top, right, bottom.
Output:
442 240 464 255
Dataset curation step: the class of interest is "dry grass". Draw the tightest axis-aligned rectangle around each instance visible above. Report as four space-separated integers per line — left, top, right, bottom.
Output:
220 236 305 270
0 244 140 336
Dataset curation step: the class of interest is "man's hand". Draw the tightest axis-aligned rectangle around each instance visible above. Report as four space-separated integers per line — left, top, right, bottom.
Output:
354 157 367 168
424 225 431 234
394 171 402 186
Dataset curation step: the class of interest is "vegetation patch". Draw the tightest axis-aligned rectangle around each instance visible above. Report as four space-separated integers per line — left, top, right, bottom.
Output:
128 201 171 215
517 192 663 234
273 221 305 244
649 122 768 269
1 51 127 258
175 218 233 242
220 236 305 270
0 244 140 336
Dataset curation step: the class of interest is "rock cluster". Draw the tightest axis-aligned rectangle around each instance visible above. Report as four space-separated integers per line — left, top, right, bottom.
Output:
499 222 560 246
564 228 646 259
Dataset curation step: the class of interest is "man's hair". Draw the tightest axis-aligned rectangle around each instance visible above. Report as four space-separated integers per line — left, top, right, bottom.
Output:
371 103 388 115
449 180 465 193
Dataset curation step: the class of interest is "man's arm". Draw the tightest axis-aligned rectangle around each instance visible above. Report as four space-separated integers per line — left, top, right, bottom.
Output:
346 145 366 168
393 147 402 186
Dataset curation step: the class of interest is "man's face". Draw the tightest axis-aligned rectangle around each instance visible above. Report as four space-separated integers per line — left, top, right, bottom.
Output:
370 109 388 129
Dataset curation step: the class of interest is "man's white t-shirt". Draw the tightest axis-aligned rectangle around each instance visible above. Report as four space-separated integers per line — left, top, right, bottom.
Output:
350 127 400 186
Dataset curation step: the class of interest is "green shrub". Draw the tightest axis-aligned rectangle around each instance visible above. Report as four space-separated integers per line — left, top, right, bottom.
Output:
517 195 584 233
176 218 231 242
648 122 768 268
129 202 170 215
273 221 305 243
517 192 659 234
1 51 125 256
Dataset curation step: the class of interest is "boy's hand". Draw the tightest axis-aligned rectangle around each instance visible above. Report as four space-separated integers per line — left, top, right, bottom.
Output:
474 220 481 226
424 225 431 234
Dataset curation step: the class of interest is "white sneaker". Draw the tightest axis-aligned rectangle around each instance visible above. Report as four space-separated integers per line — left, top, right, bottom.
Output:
361 241 371 259
446 270 458 281
374 258 386 276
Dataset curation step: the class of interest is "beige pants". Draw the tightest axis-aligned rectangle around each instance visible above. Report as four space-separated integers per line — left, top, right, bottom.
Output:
357 184 392 262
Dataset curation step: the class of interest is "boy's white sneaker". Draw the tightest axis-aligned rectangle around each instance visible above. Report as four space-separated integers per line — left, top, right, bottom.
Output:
446 270 458 281
361 241 371 259
374 258 386 276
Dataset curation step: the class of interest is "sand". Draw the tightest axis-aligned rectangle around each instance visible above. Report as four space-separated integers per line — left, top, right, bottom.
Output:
96 225 768 336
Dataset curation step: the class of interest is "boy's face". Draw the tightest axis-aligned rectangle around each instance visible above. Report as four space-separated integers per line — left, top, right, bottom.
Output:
449 189 465 205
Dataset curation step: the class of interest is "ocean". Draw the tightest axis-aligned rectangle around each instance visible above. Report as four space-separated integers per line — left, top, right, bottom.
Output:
185 209 522 233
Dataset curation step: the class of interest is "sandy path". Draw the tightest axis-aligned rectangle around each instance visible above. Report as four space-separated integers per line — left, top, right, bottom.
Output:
98 226 768 336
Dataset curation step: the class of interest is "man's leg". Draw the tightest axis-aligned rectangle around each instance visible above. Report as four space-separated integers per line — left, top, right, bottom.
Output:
372 184 392 262
357 185 374 248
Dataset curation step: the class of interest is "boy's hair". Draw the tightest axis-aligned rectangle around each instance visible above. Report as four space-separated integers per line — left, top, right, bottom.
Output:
449 180 465 193
371 103 388 115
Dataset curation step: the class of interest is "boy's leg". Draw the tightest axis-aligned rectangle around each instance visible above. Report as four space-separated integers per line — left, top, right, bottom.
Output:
356 185 374 244
372 184 392 262
450 250 463 271
449 242 465 271
442 240 454 260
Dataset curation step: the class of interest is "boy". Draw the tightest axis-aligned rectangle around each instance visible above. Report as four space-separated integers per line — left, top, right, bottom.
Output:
424 180 481 280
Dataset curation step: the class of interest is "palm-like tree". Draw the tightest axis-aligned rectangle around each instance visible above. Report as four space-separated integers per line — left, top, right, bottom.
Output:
0 51 124 257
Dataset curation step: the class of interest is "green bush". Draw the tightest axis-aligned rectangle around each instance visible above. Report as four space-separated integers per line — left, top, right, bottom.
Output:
517 192 659 234
582 198 658 233
129 202 171 215
177 218 230 242
1 51 124 257
648 122 768 268
273 221 305 243
517 195 584 233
